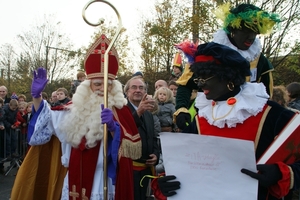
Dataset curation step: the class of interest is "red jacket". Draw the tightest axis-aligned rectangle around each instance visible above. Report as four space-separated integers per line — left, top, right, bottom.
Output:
16 111 27 134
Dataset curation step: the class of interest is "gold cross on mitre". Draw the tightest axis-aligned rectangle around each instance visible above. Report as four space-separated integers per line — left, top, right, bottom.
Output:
84 34 119 80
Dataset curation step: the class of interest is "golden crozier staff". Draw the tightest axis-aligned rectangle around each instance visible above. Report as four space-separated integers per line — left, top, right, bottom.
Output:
82 1 124 199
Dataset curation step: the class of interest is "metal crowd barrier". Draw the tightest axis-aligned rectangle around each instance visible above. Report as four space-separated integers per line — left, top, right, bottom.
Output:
0 128 27 176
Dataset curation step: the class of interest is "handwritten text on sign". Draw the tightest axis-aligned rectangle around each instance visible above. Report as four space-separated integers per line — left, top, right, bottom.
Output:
185 152 222 170
159 132 257 200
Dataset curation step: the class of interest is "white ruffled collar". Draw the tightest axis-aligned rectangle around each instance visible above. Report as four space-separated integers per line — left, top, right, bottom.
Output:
195 83 269 128
213 30 262 62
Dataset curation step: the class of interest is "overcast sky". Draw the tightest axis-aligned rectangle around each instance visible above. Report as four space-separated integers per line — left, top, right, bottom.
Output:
0 0 154 70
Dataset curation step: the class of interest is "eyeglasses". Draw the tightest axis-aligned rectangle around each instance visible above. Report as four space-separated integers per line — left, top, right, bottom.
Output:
130 85 145 90
193 75 215 85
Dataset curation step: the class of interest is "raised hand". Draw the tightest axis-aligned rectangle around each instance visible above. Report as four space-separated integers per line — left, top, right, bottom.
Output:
101 104 116 132
31 67 48 98
136 94 155 116
241 164 282 187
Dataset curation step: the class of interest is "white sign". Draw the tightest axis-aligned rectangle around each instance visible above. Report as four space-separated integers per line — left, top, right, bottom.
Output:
159 132 258 200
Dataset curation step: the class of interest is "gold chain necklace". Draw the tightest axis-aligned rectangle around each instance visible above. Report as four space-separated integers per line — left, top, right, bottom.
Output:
211 97 237 121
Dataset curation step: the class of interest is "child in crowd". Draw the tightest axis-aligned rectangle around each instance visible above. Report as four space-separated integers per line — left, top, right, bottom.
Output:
153 87 177 132
3 99 19 158
70 71 86 96
26 101 33 124
16 101 28 157
51 88 70 109
17 94 26 103
16 102 28 135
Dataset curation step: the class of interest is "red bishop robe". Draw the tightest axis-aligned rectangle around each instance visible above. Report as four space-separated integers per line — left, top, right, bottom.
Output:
11 102 141 200
67 105 141 200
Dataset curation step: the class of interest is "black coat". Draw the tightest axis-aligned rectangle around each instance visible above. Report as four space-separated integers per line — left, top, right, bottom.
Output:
4 96 11 105
127 101 160 164
0 107 4 126
3 104 17 129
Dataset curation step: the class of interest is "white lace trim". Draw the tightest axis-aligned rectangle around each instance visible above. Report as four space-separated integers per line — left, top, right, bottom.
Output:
213 30 262 62
60 141 115 200
28 100 53 145
195 83 269 128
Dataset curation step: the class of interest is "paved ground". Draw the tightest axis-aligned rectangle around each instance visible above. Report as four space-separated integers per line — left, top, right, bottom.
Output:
0 161 18 200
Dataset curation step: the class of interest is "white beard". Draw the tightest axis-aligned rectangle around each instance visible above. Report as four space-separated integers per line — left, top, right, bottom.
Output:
59 79 127 148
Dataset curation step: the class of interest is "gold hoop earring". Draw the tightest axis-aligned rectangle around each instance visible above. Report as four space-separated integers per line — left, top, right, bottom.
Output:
227 82 234 91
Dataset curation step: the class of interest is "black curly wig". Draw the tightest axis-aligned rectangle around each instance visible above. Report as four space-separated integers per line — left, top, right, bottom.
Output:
190 42 251 86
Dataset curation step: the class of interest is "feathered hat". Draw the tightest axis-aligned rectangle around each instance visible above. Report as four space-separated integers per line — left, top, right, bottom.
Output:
84 34 119 80
214 3 281 35
174 39 199 64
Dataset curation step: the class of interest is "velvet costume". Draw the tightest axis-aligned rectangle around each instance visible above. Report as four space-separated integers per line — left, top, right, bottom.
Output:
11 100 141 200
10 135 67 200
176 31 274 114
173 13 290 196
182 83 300 200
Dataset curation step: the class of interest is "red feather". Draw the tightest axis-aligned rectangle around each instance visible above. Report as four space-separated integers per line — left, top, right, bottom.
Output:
174 39 199 63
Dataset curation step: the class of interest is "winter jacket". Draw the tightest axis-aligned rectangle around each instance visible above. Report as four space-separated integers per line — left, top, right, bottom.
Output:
157 102 176 128
288 98 300 111
3 104 18 129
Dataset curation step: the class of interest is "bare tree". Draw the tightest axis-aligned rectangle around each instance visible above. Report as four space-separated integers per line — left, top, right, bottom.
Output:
139 0 192 75
260 0 300 66
0 44 17 92
17 14 81 83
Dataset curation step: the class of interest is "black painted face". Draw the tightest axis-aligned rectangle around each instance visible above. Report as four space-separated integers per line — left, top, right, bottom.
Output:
195 75 229 100
231 27 258 50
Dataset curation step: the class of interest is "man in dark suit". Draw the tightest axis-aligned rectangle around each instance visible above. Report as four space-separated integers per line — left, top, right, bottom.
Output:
124 76 160 200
